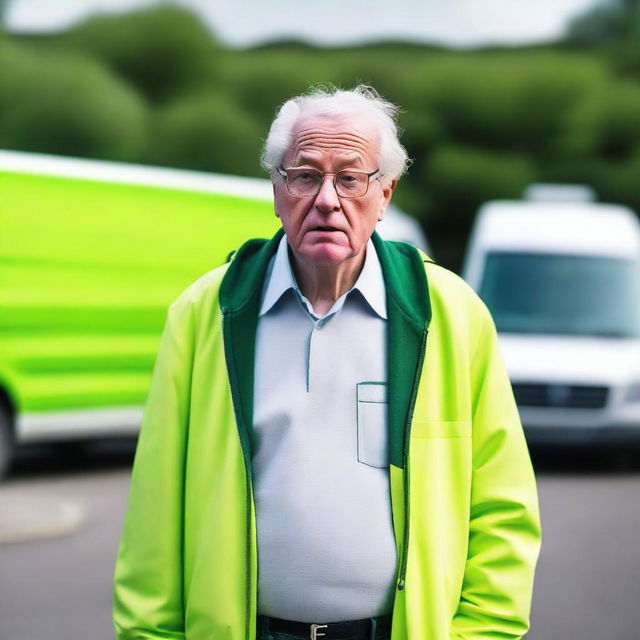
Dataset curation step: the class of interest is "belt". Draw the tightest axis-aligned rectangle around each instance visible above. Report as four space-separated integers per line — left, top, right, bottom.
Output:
258 614 392 640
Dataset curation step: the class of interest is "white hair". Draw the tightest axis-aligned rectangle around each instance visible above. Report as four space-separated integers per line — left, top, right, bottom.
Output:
261 85 410 183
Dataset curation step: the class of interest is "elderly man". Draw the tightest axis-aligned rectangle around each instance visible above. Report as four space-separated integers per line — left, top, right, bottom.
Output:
113 86 541 640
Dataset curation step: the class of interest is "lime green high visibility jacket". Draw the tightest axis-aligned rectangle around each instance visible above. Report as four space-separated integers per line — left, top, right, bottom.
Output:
113 230 541 640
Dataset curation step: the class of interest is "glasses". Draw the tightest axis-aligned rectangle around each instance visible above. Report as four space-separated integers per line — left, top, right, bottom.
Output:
277 166 380 198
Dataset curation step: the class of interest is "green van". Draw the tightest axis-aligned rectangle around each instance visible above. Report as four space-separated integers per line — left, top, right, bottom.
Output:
0 150 429 476
0 150 280 476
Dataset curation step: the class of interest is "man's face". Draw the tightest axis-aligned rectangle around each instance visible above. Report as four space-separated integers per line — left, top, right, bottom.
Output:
273 114 395 268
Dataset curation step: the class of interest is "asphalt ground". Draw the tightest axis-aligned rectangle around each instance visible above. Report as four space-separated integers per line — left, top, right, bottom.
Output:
1 441 639 640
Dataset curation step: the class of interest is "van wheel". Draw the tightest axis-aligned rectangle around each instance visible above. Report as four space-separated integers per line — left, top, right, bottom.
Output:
0 404 15 479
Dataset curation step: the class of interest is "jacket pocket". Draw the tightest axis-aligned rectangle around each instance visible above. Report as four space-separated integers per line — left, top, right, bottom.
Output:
356 382 388 467
410 420 471 439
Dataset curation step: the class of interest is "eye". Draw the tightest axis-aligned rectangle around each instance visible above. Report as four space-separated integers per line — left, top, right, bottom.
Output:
291 170 320 184
337 172 363 190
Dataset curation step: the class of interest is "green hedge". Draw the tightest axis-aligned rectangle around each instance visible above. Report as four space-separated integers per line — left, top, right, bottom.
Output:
560 82 640 159
61 5 220 102
401 54 606 155
148 92 263 176
424 145 536 228
0 42 147 160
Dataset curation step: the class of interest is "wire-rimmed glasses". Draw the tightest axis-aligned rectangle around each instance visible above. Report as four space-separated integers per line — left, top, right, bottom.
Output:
277 166 380 198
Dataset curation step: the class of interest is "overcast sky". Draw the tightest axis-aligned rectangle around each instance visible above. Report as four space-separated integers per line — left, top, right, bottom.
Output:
6 0 600 48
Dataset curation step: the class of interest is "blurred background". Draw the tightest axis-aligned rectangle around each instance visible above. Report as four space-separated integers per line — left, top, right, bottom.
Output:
4 0 640 268
1 1 640 639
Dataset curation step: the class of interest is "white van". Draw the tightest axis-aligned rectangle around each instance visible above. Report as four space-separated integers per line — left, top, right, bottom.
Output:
462 185 640 448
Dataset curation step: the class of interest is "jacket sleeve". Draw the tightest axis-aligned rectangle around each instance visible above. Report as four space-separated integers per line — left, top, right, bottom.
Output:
450 303 542 640
113 300 193 640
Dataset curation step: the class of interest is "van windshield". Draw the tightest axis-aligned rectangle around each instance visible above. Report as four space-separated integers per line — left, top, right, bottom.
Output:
479 252 640 337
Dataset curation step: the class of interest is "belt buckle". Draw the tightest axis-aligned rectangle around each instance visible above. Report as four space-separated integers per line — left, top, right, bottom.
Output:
310 623 328 640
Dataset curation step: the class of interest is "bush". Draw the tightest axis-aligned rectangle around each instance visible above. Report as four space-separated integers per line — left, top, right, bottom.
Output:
424 145 536 229
590 151 640 213
559 82 640 159
399 108 443 171
62 5 219 102
148 92 263 176
565 2 630 45
222 55 322 126
0 42 147 160
404 53 605 156
391 180 431 225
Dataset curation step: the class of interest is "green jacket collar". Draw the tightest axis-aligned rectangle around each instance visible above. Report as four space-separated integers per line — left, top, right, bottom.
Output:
219 229 431 467
220 229 429 324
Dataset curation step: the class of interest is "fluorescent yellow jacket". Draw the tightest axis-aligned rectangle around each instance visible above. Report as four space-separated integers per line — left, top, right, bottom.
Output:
113 230 541 640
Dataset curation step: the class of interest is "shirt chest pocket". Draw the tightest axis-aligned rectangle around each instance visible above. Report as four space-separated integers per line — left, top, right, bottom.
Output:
356 382 388 468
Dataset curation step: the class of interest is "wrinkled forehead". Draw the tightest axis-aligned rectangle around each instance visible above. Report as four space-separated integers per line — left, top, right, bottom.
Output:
285 114 380 166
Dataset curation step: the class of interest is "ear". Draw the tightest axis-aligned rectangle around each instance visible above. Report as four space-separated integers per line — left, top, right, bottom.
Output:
272 183 279 217
378 179 397 221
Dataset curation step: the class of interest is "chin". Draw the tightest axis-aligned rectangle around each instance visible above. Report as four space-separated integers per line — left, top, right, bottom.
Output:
301 243 354 265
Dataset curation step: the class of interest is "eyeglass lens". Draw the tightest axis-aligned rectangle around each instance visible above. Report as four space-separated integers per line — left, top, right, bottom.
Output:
286 169 370 197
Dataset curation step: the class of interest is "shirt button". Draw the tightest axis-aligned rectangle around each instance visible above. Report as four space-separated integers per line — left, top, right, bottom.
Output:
316 319 325 329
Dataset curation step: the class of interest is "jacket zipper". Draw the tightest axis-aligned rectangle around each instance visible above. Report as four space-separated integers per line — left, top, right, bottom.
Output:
221 309 254 640
397 325 429 591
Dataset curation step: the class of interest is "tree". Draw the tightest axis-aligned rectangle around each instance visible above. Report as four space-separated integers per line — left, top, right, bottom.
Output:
62 5 220 102
566 0 640 42
148 92 263 176
0 43 147 160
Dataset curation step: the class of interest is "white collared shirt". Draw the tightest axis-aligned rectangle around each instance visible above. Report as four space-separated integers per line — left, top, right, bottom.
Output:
252 235 398 622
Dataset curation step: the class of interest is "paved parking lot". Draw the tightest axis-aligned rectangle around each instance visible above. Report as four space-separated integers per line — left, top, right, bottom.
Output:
1 442 639 640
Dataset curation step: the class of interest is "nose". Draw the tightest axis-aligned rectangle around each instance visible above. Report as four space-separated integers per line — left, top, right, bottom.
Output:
313 174 341 213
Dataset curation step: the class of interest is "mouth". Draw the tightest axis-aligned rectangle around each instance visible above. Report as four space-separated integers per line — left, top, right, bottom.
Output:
310 226 342 232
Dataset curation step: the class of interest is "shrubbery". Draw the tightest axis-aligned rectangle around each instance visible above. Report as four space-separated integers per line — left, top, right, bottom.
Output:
148 92 263 176
60 5 220 102
560 82 640 159
0 42 147 160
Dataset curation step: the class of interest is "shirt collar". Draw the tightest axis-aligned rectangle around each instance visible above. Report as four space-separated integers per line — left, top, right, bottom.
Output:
353 239 388 319
259 235 387 319
259 235 297 316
